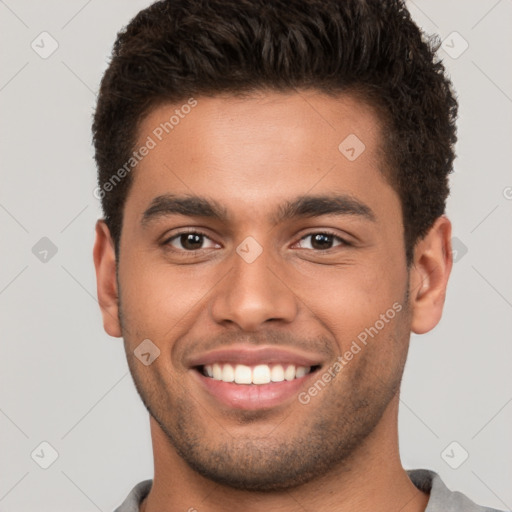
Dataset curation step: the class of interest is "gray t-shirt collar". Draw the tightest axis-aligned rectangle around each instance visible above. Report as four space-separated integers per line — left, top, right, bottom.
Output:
113 469 503 512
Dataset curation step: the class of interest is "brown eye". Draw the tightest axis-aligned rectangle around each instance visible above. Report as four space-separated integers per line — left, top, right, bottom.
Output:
165 231 218 251
179 233 204 250
296 232 349 251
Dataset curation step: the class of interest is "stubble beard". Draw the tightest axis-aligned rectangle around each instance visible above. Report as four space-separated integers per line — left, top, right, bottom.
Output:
118 282 411 492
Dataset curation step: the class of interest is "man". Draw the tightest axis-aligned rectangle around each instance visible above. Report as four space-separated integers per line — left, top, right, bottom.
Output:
92 1 503 511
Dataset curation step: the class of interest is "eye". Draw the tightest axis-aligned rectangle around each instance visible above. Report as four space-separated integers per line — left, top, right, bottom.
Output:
295 232 350 251
164 231 220 252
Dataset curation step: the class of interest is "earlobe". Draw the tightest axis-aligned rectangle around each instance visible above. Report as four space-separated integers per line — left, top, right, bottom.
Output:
93 220 123 338
409 216 453 335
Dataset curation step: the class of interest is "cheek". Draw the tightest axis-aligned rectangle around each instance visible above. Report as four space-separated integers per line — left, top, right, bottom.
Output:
290 259 406 351
117 253 218 338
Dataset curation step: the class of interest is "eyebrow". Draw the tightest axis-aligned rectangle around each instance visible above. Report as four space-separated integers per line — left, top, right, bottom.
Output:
141 193 376 226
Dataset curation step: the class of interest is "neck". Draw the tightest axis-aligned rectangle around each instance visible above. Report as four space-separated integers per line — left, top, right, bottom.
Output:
140 396 429 512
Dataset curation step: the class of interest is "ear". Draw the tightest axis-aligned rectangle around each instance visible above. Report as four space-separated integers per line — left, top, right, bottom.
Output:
93 219 122 338
409 215 453 335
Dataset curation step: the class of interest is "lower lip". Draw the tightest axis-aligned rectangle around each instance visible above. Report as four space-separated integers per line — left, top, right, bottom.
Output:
192 370 317 410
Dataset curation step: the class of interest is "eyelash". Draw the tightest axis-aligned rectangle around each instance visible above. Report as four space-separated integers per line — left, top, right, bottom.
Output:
162 230 352 253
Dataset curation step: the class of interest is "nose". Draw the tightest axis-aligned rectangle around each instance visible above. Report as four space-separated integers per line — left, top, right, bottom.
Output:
209 243 299 331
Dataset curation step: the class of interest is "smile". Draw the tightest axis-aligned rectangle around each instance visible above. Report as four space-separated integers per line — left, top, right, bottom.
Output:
187 345 325 409
201 363 317 385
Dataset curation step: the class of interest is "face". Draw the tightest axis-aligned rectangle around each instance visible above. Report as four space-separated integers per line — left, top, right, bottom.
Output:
94 91 448 491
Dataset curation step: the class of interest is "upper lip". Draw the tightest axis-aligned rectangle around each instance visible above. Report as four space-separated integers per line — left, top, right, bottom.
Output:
187 345 325 369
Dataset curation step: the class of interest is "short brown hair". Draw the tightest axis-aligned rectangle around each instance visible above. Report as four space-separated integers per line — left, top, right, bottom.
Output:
92 0 458 264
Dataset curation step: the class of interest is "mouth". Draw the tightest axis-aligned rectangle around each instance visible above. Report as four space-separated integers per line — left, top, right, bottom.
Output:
187 346 325 410
192 364 322 410
198 363 321 385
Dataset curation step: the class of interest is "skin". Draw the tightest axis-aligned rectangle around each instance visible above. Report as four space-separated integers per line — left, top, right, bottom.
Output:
94 91 452 512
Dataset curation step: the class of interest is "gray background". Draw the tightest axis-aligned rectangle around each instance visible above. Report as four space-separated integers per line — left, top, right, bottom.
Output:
1 1 511 510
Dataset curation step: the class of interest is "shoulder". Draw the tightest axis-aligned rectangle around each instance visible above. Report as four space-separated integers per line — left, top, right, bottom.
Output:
408 469 505 512
113 479 153 512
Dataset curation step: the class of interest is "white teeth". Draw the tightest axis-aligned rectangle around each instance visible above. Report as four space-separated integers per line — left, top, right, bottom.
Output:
252 364 271 384
284 365 296 381
270 365 285 382
295 366 308 378
221 364 235 382
212 363 222 380
234 364 252 384
203 363 312 385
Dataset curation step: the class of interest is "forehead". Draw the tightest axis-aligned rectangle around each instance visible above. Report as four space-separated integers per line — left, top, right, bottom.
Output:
126 91 396 223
